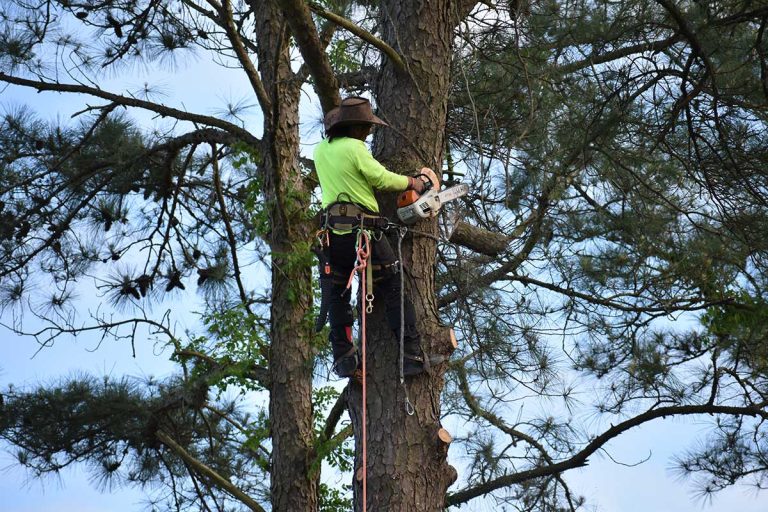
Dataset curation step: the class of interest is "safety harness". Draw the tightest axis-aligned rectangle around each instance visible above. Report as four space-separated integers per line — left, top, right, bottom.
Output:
314 202 396 333
315 201 422 386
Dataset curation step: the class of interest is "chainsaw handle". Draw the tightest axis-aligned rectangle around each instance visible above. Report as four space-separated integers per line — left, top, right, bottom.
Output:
412 173 435 192
399 172 436 209
405 175 431 195
399 178 430 207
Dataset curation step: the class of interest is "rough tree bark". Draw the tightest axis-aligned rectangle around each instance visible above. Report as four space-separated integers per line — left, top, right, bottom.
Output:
253 3 317 511
345 1 463 510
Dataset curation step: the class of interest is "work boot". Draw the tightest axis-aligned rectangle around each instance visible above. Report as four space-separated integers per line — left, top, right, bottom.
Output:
332 347 360 378
330 323 359 378
403 353 424 377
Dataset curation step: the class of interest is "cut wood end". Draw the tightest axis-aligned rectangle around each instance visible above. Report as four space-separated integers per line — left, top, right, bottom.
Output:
449 328 457 349
438 427 453 444
356 468 364 481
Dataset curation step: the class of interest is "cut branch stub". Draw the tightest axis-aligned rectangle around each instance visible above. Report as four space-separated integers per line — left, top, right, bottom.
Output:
448 221 511 256
437 427 453 445
447 465 459 487
432 325 458 357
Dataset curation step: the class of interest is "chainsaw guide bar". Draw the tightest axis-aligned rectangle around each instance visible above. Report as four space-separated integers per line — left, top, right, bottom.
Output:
396 183 469 225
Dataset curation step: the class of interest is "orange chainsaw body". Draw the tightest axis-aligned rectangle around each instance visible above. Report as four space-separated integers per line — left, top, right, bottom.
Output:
397 190 421 208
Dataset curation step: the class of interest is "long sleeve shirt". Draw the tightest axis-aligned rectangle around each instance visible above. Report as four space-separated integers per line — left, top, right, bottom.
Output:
314 137 409 213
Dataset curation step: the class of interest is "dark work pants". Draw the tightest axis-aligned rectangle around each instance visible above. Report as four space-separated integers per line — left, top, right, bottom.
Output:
327 231 421 361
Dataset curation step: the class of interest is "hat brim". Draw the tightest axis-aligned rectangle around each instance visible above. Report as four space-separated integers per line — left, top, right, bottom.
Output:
332 114 388 129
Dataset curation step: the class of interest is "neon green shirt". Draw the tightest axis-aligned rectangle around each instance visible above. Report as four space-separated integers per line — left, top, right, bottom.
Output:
314 137 409 213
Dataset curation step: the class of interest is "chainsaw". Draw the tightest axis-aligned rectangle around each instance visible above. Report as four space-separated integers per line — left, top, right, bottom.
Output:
396 176 469 225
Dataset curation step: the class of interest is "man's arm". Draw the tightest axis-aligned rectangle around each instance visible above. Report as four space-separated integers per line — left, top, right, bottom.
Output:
355 147 409 191
354 144 438 193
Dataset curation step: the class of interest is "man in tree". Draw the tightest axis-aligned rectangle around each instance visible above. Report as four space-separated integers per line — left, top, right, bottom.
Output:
314 96 438 378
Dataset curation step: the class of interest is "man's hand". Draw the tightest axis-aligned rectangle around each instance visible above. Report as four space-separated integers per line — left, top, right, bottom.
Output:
408 176 427 193
406 167 440 194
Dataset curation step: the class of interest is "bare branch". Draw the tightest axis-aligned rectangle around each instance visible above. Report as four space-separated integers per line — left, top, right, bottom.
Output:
446 402 768 507
448 220 511 256
156 430 268 512
307 1 406 71
0 73 259 146
507 275 731 314
211 143 252 311
277 0 340 112
219 0 272 113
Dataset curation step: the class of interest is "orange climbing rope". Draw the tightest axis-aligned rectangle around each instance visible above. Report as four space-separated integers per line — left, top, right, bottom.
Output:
347 228 372 512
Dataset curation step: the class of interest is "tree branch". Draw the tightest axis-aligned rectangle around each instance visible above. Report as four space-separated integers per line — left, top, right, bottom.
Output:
556 35 681 76
507 274 731 314
0 174 112 279
151 128 245 157
277 0 340 112
211 143 252 312
0 73 259 146
174 349 271 390
446 402 768 506
456 365 580 511
306 1 406 71
322 385 348 441
440 74 666 308
219 0 272 113
456 1 482 22
156 430 268 512
438 207 542 308
655 0 718 92
448 220 511 256
456 365 553 461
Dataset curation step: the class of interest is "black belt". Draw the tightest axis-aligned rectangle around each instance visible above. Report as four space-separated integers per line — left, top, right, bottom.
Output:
321 202 391 231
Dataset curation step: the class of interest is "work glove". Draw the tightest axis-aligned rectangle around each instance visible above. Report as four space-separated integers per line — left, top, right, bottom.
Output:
407 168 439 194
408 176 428 193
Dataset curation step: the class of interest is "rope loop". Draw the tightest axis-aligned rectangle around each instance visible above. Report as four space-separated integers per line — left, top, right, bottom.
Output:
346 229 371 290
315 228 329 247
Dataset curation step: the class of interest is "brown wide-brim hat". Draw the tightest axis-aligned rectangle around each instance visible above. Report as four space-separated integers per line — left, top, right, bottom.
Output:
324 96 388 132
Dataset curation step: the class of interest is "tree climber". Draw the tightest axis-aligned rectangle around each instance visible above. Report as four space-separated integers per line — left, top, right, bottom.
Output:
314 96 438 378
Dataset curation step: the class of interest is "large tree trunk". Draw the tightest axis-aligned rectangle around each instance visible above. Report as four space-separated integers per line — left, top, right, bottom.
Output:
347 1 459 510
254 3 317 511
